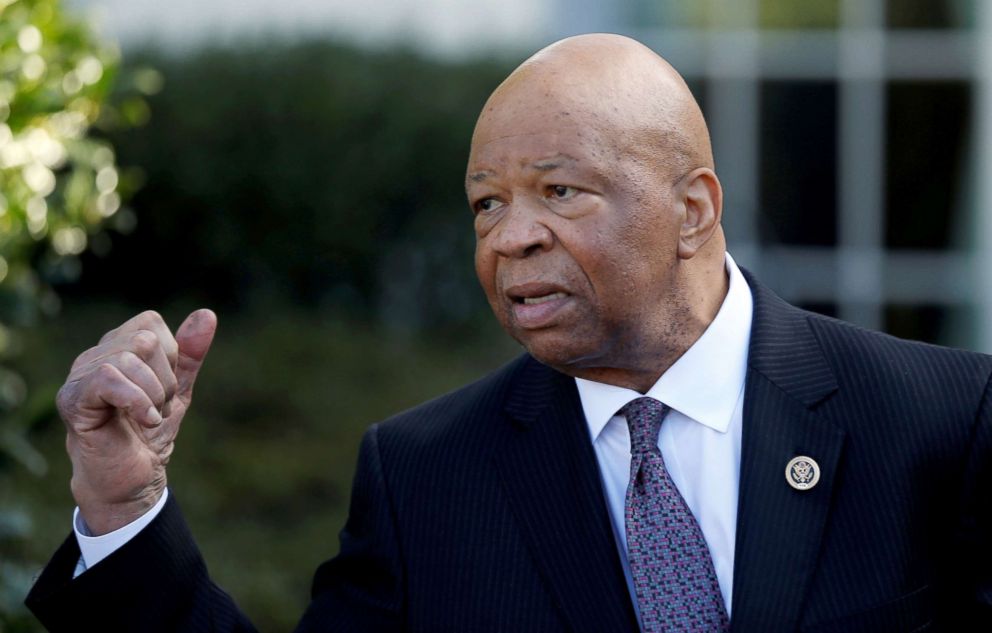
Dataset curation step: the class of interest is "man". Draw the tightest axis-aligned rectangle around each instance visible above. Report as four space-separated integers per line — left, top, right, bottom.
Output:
26 34 992 632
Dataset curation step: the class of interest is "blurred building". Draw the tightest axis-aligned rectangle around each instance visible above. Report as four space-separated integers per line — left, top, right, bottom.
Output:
552 0 992 353
68 0 992 353
67 0 548 57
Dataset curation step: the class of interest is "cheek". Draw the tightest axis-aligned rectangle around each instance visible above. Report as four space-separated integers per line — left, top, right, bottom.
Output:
474 241 500 303
566 217 673 308
558 218 630 286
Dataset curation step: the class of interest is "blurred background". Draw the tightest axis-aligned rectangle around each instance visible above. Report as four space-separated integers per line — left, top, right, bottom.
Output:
1 0 990 629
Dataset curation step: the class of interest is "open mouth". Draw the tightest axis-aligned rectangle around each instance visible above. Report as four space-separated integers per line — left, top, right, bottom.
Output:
519 292 568 305
505 284 573 329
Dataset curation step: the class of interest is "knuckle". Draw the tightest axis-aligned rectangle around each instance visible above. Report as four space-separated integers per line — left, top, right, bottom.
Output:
55 383 78 419
138 309 164 327
119 350 142 372
95 361 120 383
130 330 159 358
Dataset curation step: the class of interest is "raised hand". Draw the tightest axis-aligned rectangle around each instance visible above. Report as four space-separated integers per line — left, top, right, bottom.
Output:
56 309 217 535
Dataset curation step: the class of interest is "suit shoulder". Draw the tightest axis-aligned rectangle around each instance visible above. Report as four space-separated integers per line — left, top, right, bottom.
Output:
372 353 535 448
804 309 992 392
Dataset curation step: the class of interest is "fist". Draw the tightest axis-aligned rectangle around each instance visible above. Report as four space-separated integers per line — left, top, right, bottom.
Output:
57 309 217 535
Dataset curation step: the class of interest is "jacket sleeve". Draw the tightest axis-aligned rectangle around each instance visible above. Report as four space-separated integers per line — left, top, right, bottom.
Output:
25 424 405 632
951 371 992 624
24 493 257 632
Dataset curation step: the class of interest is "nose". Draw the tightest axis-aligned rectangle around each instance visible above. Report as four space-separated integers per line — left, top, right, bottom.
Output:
490 203 554 259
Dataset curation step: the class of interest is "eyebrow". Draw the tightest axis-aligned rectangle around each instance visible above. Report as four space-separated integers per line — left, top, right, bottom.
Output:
531 155 577 172
466 154 580 186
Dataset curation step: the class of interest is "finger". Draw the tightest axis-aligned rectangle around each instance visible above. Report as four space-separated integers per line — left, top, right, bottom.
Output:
97 310 179 369
137 314 180 371
72 330 179 403
98 309 161 345
174 309 217 404
78 363 163 429
108 350 169 411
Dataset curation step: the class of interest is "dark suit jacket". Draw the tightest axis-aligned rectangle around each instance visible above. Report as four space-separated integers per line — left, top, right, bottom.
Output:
26 274 992 632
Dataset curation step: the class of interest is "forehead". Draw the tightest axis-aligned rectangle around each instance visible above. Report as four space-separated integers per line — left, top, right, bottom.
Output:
471 124 587 160
467 123 616 184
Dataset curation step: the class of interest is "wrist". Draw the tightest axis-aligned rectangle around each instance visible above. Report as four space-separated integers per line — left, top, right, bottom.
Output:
74 490 170 573
72 481 165 536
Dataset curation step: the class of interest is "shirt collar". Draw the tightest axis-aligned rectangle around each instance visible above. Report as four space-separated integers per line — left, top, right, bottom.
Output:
576 252 754 441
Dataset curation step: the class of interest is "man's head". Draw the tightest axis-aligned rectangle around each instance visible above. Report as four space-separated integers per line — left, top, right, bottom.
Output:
467 34 728 391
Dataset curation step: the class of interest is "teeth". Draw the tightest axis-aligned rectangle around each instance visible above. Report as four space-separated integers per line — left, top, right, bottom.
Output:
523 292 567 305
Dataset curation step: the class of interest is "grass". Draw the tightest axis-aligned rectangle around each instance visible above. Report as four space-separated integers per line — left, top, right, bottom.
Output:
3 301 519 631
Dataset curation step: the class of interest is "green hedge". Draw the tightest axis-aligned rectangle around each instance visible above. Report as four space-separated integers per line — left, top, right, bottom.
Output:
69 43 513 333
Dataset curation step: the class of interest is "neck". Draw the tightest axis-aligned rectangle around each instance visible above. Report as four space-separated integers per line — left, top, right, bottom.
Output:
566 256 729 393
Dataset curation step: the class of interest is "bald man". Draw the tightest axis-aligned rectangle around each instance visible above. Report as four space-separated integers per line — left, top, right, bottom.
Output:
27 35 992 632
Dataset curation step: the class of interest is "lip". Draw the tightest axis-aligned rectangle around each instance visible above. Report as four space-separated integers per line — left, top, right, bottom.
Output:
504 281 573 329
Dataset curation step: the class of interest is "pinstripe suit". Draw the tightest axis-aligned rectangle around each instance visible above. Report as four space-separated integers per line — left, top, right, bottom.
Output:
27 272 992 631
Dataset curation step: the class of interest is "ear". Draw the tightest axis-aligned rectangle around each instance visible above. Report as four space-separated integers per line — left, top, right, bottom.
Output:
677 167 723 259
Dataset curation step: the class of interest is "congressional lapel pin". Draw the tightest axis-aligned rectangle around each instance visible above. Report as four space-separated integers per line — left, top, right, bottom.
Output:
785 456 820 491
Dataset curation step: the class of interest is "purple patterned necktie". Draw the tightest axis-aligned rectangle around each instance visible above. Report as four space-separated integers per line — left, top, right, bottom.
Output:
622 397 729 632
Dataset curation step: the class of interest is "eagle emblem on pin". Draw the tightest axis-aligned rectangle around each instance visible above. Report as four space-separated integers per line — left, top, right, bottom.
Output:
786 456 820 491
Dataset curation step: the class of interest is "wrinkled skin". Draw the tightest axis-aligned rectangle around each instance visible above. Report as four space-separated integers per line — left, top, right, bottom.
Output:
468 34 727 392
57 309 216 534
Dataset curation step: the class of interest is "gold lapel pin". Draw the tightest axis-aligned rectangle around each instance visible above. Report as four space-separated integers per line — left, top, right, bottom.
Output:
785 455 820 491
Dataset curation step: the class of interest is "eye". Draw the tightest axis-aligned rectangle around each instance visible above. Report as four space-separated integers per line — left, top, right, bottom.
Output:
474 197 505 215
548 185 578 201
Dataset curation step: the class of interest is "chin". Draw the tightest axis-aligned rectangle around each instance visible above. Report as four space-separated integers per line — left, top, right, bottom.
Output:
516 332 596 374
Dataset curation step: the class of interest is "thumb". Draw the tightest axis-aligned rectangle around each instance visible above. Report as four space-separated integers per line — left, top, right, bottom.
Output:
175 308 218 403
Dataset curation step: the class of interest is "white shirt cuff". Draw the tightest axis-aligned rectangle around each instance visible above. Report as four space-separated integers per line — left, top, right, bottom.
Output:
72 488 169 577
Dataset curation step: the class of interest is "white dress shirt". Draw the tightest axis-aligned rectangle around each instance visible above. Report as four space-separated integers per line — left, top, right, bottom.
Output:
73 253 753 605
575 252 753 616
73 488 169 577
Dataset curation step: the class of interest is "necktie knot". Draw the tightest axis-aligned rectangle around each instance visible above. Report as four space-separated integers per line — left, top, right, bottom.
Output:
620 397 669 455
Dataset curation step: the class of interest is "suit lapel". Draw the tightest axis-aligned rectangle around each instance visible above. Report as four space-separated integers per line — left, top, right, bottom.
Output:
490 273 846 632
731 273 846 632
494 358 639 633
